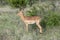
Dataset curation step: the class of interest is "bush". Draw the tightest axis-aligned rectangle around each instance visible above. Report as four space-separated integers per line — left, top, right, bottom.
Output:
26 7 60 27
26 6 38 16
25 2 60 27
42 11 60 26
6 0 29 8
5 0 38 9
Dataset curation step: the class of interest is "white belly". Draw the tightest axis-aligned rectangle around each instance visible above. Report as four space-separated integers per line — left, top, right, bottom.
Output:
25 21 36 24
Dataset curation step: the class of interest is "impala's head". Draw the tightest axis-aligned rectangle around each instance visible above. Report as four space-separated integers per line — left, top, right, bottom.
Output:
17 10 24 16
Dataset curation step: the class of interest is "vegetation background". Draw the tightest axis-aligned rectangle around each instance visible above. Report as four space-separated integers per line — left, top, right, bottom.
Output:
0 0 60 40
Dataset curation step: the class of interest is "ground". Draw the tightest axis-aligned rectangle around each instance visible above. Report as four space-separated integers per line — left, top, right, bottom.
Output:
0 7 60 40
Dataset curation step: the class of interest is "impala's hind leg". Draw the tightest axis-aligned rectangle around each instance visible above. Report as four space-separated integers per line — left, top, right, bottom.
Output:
36 22 42 33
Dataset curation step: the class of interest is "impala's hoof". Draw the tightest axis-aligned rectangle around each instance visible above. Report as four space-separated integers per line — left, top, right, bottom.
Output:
40 31 43 34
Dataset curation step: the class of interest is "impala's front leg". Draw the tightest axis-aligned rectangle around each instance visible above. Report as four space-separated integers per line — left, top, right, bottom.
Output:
25 24 28 32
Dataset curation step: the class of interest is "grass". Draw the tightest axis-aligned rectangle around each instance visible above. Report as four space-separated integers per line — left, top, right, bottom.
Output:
0 11 60 40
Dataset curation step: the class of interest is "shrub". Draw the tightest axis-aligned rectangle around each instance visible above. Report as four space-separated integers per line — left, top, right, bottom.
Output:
26 7 60 27
26 6 38 16
5 0 38 9
42 11 60 26
6 0 29 8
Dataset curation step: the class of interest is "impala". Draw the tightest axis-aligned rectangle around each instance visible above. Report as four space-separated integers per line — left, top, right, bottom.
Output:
17 10 43 33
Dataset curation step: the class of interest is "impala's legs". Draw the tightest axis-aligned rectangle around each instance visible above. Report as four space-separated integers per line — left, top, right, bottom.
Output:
36 22 42 33
25 24 28 32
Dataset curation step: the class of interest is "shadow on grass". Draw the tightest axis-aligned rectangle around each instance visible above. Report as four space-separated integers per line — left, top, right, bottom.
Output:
40 20 46 32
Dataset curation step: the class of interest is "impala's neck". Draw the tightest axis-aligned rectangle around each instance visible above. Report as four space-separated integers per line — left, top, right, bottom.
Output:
20 14 25 20
19 11 25 20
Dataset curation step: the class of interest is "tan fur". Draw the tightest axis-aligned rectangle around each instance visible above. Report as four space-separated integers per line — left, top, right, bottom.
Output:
17 10 43 33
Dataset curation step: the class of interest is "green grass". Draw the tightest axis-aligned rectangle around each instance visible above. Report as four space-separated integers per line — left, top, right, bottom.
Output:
0 12 60 40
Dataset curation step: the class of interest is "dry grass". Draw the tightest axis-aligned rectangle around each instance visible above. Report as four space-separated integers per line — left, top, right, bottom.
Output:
0 9 60 40
0 1 60 40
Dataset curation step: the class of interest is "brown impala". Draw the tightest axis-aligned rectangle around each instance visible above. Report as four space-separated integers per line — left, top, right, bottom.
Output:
17 10 43 33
